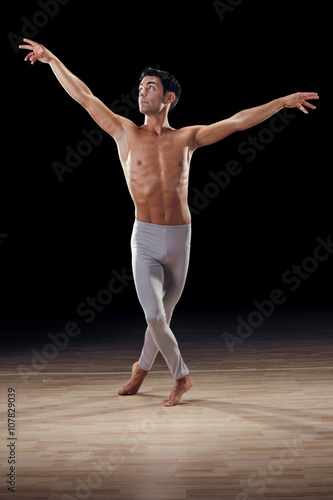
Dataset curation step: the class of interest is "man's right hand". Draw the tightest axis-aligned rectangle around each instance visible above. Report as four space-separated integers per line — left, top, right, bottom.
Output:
18 38 54 65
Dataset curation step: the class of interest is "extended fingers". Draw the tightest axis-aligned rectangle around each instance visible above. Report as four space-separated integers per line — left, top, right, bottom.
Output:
18 38 36 50
300 92 319 99
297 92 319 114
303 100 317 109
22 38 38 46
298 104 308 114
300 92 319 104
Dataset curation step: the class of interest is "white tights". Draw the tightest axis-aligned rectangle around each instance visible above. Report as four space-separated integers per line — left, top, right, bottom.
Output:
131 219 191 380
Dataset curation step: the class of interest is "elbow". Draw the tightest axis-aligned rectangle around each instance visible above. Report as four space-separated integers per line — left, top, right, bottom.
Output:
79 93 92 109
231 114 245 132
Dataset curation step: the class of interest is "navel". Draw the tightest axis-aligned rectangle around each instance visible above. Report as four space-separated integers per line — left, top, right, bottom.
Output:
137 160 142 166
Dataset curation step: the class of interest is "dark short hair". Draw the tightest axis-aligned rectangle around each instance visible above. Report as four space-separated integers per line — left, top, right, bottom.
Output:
139 67 182 111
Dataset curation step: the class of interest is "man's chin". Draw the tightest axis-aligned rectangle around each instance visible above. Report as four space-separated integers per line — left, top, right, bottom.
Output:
139 107 151 116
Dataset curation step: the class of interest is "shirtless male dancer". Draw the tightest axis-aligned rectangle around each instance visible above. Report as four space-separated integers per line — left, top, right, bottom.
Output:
19 38 318 406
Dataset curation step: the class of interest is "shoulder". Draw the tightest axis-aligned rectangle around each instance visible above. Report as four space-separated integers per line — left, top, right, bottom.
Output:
177 125 205 151
112 115 141 143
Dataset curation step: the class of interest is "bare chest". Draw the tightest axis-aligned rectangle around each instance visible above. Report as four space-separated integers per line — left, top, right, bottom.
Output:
119 130 191 192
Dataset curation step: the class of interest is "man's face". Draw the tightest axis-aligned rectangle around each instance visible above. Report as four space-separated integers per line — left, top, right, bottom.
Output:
138 76 167 114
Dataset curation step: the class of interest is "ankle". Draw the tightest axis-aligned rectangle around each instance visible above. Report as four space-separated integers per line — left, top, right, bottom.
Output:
135 364 148 376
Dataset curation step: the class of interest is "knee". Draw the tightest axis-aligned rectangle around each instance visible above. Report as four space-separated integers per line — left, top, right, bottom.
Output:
146 311 166 331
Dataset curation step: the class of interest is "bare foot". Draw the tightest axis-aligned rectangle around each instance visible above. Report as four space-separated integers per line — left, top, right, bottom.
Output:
118 362 148 395
162 374 193 407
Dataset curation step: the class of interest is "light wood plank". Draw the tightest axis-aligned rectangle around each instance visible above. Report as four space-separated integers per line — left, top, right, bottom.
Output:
0 308 332 499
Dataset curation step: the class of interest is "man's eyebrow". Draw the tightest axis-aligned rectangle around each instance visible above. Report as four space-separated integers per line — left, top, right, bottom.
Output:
139 81 158 87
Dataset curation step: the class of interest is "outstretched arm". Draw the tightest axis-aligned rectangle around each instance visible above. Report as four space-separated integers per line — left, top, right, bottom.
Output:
190 92 319 149
19 38 125 139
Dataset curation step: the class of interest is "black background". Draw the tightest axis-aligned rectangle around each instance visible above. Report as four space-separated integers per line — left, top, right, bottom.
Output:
2 1 331 319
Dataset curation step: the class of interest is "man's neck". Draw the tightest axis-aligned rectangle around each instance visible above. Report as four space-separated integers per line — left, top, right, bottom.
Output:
142 112 173 135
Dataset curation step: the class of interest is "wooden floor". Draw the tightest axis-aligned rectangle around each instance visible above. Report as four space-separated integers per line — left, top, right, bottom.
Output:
0 307 333 500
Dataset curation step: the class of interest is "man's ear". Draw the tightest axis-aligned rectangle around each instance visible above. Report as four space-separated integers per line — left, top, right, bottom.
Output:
166 92 176 105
